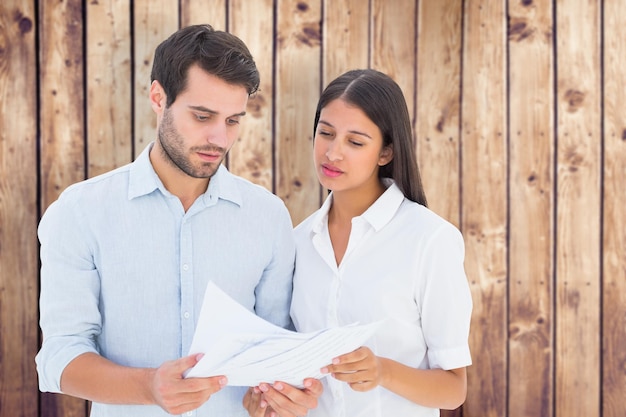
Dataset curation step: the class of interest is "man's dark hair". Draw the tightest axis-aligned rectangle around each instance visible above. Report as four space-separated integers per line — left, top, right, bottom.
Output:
151 24 260 107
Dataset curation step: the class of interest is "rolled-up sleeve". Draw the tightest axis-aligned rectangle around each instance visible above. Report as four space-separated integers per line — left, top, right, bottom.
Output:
36 194 102 392
420 223 473 370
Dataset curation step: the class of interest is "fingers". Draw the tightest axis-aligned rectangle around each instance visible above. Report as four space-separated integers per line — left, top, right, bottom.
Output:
151 355 227 414
322 347 381 392
243 387 272 417
258 380 320 417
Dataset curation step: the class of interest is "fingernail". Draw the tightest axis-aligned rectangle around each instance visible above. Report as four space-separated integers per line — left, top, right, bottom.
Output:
321 367 329 374
304 379 312 387
259 384 269 393
274 382 284 390
332 358 340 365
219 377 227 386
260 400 267 408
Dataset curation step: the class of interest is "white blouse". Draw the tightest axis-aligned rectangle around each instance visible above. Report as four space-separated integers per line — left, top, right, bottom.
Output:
290 181 472 417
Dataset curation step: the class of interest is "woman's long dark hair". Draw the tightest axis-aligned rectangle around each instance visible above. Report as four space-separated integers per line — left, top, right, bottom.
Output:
313 69 428 206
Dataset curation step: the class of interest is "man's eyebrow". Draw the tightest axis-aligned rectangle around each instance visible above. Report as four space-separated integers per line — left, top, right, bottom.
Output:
188 105 246 118
318 120 372 139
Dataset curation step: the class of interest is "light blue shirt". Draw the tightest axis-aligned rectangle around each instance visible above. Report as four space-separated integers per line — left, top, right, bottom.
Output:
36 144 295 417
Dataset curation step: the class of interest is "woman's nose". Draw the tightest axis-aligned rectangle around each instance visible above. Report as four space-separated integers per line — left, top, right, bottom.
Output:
326 140 343 161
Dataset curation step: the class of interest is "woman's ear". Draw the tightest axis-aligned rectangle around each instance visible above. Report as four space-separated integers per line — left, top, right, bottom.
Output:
149 80 167 115
378 144 394 166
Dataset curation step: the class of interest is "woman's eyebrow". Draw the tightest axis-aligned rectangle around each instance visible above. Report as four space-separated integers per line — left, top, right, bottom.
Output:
318 120 372 139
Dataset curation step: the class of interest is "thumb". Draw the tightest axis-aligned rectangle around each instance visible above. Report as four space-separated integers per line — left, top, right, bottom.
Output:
175 353 203 374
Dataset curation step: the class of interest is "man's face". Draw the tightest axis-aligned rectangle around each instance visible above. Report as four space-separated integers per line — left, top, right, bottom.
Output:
155 64 249 179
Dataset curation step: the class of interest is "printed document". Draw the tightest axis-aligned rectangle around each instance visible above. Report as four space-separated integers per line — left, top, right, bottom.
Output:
184 281 381 387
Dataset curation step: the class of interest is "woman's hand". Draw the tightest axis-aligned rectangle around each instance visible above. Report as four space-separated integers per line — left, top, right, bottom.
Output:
243 379 322 417
322 346 387 392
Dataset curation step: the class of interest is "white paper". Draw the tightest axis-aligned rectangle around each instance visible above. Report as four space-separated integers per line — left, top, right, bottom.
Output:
184 281 381 387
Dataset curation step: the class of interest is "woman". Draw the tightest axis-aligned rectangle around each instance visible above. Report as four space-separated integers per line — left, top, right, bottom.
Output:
290 69 473 416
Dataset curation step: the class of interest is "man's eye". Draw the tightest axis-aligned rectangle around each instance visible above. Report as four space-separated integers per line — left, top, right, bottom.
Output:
195 114 209 121
227 118 240 125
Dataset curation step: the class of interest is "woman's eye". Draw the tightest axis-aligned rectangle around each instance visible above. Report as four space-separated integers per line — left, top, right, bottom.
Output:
349 140 364 147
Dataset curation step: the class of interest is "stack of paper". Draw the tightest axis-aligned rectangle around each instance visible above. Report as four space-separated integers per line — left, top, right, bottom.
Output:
184 282 381 387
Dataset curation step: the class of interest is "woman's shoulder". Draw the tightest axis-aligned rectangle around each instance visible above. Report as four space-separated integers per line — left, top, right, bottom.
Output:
397 199 463 239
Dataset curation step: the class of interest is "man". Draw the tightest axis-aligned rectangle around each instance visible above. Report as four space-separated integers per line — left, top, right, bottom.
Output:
36 24 320 417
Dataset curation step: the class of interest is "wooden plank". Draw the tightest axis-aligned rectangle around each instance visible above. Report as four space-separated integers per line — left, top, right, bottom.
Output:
507 1 555 416
228 0 275 191
322 0 369 84
275 0 322 225
555 1 601 416
86 0 132 177
416 3 464 415
39 0 86 208
132 0 178 158
181 0 226 29
370 0 416 118
460 1 508 416
38 0 88 415
602 1 626 416
0 1 39 416
416 0 462 227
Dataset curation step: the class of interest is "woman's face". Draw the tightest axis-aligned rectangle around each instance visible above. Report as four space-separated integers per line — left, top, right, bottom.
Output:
313 98 393 195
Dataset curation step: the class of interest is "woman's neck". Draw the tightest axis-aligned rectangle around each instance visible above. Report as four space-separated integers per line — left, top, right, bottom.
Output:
329 181 386 224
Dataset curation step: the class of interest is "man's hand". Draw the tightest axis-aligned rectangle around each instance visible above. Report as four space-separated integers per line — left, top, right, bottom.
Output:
150 354 227 414
244 379 323 417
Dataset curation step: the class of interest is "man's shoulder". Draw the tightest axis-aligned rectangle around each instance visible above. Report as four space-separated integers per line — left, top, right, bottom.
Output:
58 164 132 202
224 170 285 206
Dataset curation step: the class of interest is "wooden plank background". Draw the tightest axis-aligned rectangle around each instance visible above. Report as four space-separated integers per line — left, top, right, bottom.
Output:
0 1 624 416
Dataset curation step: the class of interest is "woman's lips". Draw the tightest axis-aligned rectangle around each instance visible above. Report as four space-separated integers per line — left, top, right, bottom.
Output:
321 164 343 178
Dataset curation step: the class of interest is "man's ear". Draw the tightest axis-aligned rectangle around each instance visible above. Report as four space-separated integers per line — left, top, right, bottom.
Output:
149 80 167 115
378 144 394 166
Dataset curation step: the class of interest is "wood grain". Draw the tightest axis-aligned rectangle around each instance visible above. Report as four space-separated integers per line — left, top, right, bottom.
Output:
86 0 132 177
132 0 178 158
275 0 322 225
555 0 601 415
371 0 416 117
602 1 626 416
181 0 226 28
322 0 369 84
0 1 39 416
0 2 624 416
461 1 508 416
228 0 275 191
416 0 462 226
507 0 555 416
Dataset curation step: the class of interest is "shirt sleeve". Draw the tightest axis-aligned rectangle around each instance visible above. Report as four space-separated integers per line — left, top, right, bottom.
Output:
36 194 101 392
253 201 296 331
418 222 473 370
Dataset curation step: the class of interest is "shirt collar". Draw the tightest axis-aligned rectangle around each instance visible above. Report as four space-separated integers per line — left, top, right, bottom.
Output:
128 142 242 207
311 179 405 233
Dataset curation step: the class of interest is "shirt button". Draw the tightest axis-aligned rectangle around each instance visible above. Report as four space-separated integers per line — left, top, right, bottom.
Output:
182 264 189 271
187 412 193 416
183 312 190 319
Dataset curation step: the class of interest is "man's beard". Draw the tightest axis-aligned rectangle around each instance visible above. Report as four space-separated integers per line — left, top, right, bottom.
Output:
157 108 226 179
